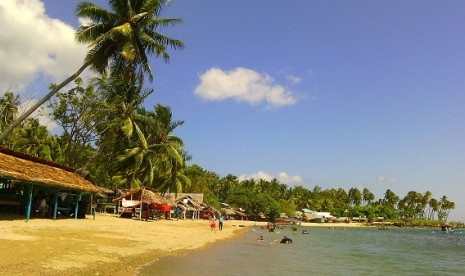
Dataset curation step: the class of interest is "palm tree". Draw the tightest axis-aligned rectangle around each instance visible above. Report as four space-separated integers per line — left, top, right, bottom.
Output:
0 0 184 143
362 188 375 206
438 196 455 222
348 188 362 206
428 198 439 220
0 91 20 128
14 119 53 160
148 105 189 193
421 191 432 219
383 189 399 208
112 104 189 192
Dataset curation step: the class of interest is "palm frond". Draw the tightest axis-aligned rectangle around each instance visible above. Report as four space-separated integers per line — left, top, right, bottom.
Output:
121 117 133 137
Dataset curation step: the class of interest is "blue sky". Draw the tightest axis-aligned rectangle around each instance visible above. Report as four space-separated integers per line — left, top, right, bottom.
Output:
1 1 464 220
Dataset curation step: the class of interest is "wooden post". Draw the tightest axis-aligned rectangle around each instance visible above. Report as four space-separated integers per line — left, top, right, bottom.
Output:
53 189 58 220
74 192 81 219
25 184 34 221
139 188 144 220
91 193 95 220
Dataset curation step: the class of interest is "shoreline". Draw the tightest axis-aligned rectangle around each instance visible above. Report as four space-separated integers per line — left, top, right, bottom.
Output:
0 214 365 275
0 214 254 275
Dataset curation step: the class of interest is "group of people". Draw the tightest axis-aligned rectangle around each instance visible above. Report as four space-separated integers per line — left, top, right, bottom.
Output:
210 214 225 232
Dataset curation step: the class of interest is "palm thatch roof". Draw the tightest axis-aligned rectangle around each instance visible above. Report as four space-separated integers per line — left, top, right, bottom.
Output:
165 193 204 204
113 188 167 204
222 208 236 216
175 195 203 211
0 146 99 193
96 186 114 194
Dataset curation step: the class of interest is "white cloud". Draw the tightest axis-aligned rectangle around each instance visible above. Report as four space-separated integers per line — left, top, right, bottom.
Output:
377 176 399 185
277 172 304 185
286 75 301 85
194 67 298 108
0 0 87 95
238 170 304 185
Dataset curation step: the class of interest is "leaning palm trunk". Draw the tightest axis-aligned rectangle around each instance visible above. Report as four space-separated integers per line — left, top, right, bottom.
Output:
0 61 91 143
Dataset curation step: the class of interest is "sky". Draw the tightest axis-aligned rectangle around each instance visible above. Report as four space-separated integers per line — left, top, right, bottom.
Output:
1 0 464 220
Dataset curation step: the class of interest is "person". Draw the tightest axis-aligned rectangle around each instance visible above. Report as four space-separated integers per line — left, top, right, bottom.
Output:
142 202 151 221
267 222 275 233
280 236 292 244
218 215 224 231
210 218 217 232
38 198 49 218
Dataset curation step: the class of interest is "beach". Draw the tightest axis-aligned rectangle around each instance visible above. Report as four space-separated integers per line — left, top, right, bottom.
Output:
0 214 363 275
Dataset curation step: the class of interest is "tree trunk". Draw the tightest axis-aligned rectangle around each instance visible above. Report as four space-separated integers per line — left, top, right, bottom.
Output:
0 61 91 143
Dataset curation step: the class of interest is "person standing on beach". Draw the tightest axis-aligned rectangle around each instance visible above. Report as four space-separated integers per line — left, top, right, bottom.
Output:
210 217 217 232
218 215 224 231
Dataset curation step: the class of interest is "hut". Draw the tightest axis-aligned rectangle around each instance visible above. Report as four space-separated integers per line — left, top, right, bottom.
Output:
200 206 219 220
113 187 168 220
165 193 204 204
95 186 117 213
221 207 248 220
222 207 236 218
0 146 100 221
175 195 204 219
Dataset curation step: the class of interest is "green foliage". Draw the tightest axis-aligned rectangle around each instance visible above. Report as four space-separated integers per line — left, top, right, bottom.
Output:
75 0 184 82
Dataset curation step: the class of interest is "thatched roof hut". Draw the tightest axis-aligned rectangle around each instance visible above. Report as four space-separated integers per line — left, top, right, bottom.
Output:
222 208 236 216
175 195 205 219
165 193 204 204
113 188 166 204
0 146 99 193
112 188 174 220
0 146 99 221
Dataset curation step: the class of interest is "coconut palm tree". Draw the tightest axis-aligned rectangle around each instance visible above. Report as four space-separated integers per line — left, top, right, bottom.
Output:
428 198 439 220
348 188 362 206
362 188 375 206
0 0 183 143
383 189 399 208
144 105 190 193
112 104 190 192
0 91 19 128
438 196 455 222
14 119 53 160
0 91 21 147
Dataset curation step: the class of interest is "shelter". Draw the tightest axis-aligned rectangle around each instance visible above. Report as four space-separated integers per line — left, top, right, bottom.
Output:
200 206 219 220
221 207 248 220
0 146 100 221
95 186 117 213
165 193 204 204
113 187 168 220
175 195 204 219
301 209 336 222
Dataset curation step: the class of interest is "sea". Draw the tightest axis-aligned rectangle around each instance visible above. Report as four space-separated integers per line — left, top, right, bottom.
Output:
137 225 465 275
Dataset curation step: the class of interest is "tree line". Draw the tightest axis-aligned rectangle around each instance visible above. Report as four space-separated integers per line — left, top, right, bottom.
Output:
0 83 456 223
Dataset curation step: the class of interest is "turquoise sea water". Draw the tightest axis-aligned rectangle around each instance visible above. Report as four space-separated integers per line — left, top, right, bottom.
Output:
138 226 465 275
